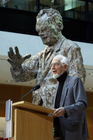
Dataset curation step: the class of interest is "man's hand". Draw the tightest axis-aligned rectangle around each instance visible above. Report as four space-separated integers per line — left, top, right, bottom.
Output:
53 107 65 117
7 46 31 69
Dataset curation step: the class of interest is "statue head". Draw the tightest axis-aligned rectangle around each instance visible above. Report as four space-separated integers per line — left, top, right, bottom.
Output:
36 8 63 46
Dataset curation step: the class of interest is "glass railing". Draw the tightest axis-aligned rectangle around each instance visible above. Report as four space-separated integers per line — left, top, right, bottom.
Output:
0 0 90 12
0 0 93 21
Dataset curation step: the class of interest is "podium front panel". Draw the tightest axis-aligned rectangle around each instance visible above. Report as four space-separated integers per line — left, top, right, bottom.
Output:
14 108 53 140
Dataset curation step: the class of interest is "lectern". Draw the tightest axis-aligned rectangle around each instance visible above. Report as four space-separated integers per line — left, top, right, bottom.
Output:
9 101 54 140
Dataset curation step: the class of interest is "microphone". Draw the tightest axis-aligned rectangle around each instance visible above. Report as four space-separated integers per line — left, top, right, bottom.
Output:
20 84 40 100
31 85 40 92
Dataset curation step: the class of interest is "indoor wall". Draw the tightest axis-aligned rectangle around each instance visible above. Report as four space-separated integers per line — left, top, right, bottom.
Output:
0 84 32 116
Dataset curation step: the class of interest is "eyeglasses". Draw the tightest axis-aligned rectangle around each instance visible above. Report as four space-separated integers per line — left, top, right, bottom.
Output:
51 62 61 67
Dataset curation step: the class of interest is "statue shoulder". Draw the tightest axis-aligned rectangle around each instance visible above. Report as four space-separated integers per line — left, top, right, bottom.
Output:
63 38 80 50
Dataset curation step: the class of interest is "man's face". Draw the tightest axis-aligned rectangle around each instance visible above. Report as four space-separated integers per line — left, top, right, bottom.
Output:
51 58 67 78
36 23 59 46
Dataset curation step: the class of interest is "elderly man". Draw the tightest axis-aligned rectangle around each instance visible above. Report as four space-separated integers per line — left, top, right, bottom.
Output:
7 8 86 108
51 55 88 140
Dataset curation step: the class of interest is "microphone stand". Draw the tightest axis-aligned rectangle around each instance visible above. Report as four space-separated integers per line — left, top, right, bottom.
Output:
20 89 33 101
20 85 40 101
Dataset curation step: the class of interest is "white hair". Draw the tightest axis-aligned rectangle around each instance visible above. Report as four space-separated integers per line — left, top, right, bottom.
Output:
53 55 69 66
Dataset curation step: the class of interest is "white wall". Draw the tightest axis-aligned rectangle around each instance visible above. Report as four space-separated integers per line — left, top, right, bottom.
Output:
0 31 44 56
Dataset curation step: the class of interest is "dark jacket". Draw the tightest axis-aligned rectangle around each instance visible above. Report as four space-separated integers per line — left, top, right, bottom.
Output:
58 76 88 140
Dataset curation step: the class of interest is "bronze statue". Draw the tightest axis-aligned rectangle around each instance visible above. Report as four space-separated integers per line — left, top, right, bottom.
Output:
7 8 86 108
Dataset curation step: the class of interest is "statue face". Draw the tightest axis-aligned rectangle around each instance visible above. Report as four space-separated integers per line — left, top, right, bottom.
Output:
36 9 63 46
36 22 60 46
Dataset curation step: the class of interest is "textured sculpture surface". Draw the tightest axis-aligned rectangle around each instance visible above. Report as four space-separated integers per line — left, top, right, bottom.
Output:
8 8 86 108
